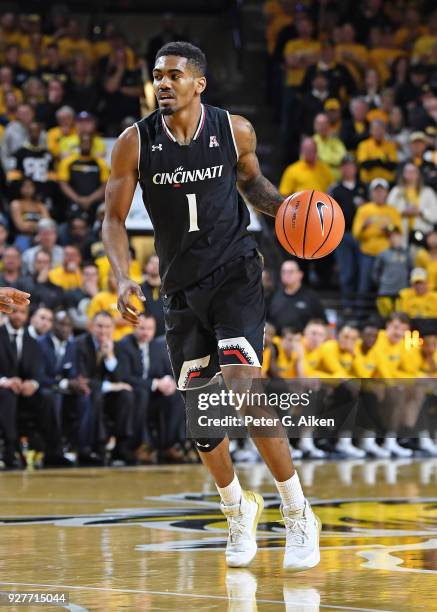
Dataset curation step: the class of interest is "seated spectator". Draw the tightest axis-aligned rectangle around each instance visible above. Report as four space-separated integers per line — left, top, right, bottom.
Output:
76 311 135 466
387 162 437 244
0 303 48 468
279 137 334 196
37 45 70 89
102 47 143 135
67 56 99 115
373 226 411 317
141 254 165 336
397 268 437 319
356 119 398 184
58 213 92 251
3 43 31 88
59 111 106 160
88 269 145 341
267 260 326 333
117 313 186 463
38 311 89 467
0 246 32 292
26 249 66 310
412 10 437 64
0 90 20 127
47 105 76 161
386 106 411 162
10 178 51 252
58 133 109 222
412 333 437 377
1 103 35 172
27 306 54 340
340 97 369 151
393 7 426 51
9 121 57 211
302 40 356 99
271 327 305 378
335 23 368 89
35 78 67 129
57 18 93 63
313 112 346 179
66 263 100 331
0 66 23 115
329 154 367 310
362 68 381 109
323 98 343 137
416 231 437 291
299 72 330 139
22 219 63 275
21 76 46 109
352 178 403 308
48 244 82 291
368 27 405 85
282 14 320 92
408 131 437 192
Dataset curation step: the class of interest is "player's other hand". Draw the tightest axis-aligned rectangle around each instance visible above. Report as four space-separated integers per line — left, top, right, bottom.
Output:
0 287 30 314
117 278 145 325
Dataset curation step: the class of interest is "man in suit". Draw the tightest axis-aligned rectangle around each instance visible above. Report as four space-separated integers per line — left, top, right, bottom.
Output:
0 303 47 467
117 313 185 463
76 310 134 465
39 310 91 467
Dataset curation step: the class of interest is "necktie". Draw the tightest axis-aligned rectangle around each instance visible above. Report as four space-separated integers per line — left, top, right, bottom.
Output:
10 332 18 360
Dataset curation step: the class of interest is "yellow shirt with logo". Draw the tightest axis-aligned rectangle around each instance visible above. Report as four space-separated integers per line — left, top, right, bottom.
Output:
352 202 402 256
279 159 334 196
396 288 437 318
283 39 321 87
87 290 145 341
48 266 83 291
59 133 106 160
373 330 418 378
47 126 77 160
356 137 398 183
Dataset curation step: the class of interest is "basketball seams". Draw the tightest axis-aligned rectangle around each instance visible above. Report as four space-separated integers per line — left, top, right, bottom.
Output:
310 196 335 258
302 190 314 258
281 196 296 256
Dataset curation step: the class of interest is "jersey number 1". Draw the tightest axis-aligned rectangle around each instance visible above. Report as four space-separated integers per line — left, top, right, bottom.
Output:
186 193 199 232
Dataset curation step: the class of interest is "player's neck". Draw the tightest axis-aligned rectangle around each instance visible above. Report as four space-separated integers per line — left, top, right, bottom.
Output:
163 102 203 145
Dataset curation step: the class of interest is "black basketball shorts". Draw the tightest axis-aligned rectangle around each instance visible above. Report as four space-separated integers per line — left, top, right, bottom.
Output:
163 250 266 390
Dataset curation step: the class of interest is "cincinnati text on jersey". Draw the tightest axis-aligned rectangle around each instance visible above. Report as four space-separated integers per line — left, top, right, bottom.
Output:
152 165 224 185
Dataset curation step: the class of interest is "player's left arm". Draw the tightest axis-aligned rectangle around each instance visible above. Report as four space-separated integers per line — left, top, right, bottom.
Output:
232 115 283 217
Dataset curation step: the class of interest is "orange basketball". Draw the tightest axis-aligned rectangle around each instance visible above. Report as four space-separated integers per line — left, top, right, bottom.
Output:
275 190 345 259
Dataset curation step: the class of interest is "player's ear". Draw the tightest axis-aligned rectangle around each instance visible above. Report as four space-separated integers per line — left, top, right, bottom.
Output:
196 76 207 94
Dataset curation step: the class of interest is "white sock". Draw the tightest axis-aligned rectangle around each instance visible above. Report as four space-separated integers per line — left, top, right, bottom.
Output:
216 473 242 507
275 471 305 511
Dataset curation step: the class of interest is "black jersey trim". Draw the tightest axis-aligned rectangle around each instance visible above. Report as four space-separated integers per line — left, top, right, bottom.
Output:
134 122 141 179
226 111 239 162
161 104 205 144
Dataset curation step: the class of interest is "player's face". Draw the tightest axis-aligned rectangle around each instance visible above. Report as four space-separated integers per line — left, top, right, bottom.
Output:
304 324 326 349
386 320 409 344
338 327 359 353
361 326 378 350
153 55 206 115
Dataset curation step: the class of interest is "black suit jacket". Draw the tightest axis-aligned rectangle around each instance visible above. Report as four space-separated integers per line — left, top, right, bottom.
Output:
0 324 42 381
116 334 172 391
38 333 78 389
75 333 122 393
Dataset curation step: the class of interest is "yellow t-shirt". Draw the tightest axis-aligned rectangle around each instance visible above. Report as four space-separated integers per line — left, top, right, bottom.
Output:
47 126 77 160
313 134 346 179
373 330 418 378
87 291 145 341
283 39 321 87
396 288 437 319
415 249 437 291
352 202 402 256
58 37 93 62
369 48 405 83
352 339 384 378
48 266 83 291
59 133 106 160
316 340 353 377
356 137 398 183
94 256 142 291
279 159 334 196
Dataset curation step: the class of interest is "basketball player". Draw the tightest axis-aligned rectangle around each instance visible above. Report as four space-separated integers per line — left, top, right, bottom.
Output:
103 42 320 571
0 287 30 313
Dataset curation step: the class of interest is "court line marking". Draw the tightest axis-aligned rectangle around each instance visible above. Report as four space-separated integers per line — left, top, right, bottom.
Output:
0 581 394 611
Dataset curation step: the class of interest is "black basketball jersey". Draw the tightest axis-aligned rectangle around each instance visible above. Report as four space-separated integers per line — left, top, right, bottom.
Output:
135 104 256 294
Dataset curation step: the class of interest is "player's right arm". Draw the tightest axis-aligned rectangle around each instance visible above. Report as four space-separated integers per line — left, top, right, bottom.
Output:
102 126 145 325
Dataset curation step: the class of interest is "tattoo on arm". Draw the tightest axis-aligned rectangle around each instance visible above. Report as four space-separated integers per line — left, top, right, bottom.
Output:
236 119 283 217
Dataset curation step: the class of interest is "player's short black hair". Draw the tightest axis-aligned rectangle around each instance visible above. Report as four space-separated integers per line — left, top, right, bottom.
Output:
155 41 207 76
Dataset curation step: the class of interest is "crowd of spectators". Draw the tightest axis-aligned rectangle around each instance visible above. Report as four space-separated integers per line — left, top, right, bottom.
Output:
0 5 436 469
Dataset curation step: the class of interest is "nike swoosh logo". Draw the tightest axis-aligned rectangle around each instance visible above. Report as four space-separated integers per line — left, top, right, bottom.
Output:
316 201 327 236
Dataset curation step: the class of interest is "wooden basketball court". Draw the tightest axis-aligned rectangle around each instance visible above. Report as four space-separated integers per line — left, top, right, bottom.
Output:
0 459 436 611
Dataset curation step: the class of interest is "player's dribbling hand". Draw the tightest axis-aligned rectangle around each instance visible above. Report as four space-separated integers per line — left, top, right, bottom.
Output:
117 278 146 325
